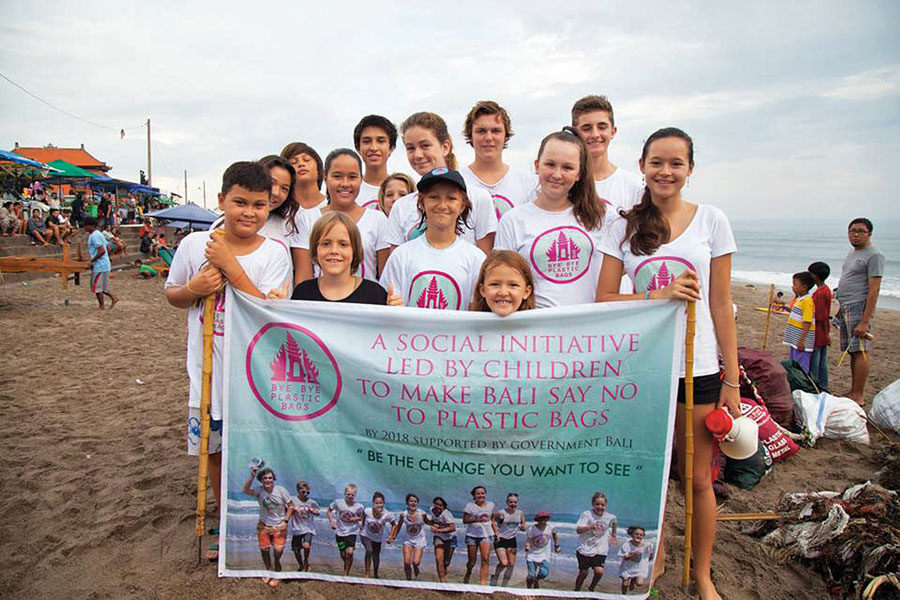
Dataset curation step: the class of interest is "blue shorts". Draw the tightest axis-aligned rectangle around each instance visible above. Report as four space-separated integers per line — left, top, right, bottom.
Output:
187 407 222 455
527 560 550 581
466 535 495 546
434 536 457 549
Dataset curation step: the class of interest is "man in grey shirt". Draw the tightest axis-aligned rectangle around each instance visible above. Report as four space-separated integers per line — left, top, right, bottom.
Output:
837 217 885 405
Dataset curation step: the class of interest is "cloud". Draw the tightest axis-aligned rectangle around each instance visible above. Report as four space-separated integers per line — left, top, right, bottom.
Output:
821 65 900 100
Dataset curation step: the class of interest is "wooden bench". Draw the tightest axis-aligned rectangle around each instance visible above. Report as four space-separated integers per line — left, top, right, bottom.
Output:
0 243 91 289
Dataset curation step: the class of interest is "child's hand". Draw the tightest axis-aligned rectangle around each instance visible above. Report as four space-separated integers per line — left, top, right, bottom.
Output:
267 280 291 300
797 340 805 352
652 270 701 302
386 284 404 306
205 230 239 276
188 266 224 297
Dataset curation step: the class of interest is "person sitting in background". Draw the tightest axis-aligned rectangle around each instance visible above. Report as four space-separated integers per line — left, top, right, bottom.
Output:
139 218 159 256
133 258 157 278
44 208 72 243
27 208 54 245
0 202 17 236
103 225 128 256
13 202 27 235
772 290 788 312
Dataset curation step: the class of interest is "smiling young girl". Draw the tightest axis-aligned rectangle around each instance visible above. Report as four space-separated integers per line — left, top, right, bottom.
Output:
491 492 527 587
257 155 305 282
360 491 394 578
574 491 618 592
596 127 739 600
378 172 415 216
380 168 485 310
495 128 606 307
294 149 391 283
385 112 497 253
471 250 535 315
427 496 457 583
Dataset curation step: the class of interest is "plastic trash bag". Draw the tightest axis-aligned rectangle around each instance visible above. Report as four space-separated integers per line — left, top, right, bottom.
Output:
792 390 870 445
870 378 900 434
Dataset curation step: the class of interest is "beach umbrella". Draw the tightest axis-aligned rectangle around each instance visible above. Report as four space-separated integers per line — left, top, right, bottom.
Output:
0 149 48 169
147 202 218 228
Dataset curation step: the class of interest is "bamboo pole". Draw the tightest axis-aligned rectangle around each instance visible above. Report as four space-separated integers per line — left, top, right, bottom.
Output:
761 284 775 350
681 301 697 589
195 293 216 563
716 512 780 522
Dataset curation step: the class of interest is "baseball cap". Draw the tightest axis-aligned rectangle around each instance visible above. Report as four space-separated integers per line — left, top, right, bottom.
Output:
416 167 467 194
535 510 551 520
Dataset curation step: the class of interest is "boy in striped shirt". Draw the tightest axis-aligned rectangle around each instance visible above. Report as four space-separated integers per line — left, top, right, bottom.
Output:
784 271 816 372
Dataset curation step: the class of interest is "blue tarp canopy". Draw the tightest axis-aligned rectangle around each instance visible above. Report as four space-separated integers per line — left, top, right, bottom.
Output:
147 202 218 229
0 149 48 169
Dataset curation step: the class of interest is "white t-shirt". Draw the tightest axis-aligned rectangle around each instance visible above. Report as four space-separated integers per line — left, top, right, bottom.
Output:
357 180 382 211
430 508 456 541
576 510 617 556
297 207 390 281
380 236 485 310
595 168 643 214
384 187 498 247
463 501 495 538
256 484 292 526
495 202 608 307
360 508 395 542
496 508 524 540
525 524 555 563
259 213 304 284
399 508 428 546
298 198 328 214
618 539 654 579
165 231 291 419
461 166 538 222
329 498 365 537
289 497 320 536
599 204 737 377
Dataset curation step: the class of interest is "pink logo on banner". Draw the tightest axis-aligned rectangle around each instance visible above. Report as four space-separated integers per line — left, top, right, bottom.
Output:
632 256 696 293
246 323 342 421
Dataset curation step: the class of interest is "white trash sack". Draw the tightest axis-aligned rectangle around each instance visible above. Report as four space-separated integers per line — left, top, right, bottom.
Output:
870 378 900 433
792 390 870 444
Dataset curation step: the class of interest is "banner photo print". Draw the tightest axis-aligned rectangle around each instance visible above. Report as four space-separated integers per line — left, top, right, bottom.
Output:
220 290 685 598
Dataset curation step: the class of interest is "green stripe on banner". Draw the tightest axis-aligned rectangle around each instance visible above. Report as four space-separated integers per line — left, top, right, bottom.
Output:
220 289 685 599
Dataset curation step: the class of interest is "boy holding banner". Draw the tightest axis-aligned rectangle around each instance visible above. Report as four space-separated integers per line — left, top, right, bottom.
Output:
165 161 291 555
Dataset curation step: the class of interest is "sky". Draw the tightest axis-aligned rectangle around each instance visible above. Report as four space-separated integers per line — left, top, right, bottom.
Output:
1 1 898 222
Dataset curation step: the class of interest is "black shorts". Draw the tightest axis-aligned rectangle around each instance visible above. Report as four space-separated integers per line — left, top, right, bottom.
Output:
335 534 357 551
576 551 607 570
494 536 517 550
677 373 721 405
291 533 313 549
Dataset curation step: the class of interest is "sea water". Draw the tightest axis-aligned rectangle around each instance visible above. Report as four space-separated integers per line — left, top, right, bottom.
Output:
731 218 900 311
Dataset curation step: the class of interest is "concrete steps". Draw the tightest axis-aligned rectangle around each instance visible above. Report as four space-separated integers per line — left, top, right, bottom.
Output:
0 224 176 285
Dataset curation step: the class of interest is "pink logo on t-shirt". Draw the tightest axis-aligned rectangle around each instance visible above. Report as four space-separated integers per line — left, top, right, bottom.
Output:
409 271 462 310
529 226 594 283
368 521 383 534
198 289 227 337
532 533 549 548
492 194 514 221
362 199 381 211
632 256 696 293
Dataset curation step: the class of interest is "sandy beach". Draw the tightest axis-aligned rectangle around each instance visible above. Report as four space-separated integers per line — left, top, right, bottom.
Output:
1 274 896 600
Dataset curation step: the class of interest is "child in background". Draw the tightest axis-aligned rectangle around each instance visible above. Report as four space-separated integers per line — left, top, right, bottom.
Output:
164 162 291 556
524 510 560 589
784 271 816 372
257 155 303 283
772 291 788 313
84 217 119 309
491 492 527 586
360 491 394 578
471 250 535 315
387 493 428 580
574 491 618 592
280 142 327 212
288 481 320 572
326 483 366 575
427 496 457 583
462 485 496 585
242 466 292 587
618 526 654 595
378 172 415 216
134 259 157 278
380 168 486 310
808 261 833 387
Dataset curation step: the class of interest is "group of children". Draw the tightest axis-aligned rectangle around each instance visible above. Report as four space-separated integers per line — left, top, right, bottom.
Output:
242 470 652 593
166 94 743 599
782 262 833 386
